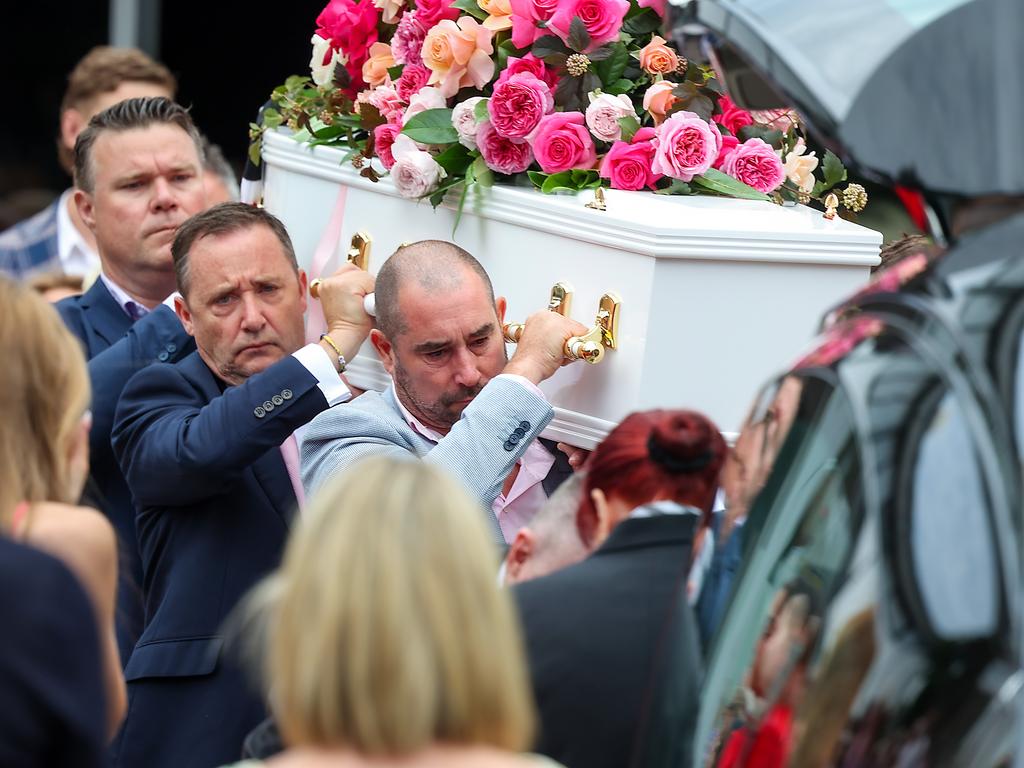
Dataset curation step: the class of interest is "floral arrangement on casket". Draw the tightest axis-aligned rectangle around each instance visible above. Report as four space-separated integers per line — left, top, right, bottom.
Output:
251 0 868 217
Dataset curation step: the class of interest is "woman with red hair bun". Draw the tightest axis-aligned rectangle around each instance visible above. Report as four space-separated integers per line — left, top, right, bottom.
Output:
513 409 726 768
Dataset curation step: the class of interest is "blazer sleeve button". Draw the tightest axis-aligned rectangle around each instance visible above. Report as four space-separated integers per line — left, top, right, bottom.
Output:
281 389 293 400
254 406 266 418
157 351 169 362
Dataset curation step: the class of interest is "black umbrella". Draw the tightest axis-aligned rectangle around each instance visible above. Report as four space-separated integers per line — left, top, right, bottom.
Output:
686 0 1024 197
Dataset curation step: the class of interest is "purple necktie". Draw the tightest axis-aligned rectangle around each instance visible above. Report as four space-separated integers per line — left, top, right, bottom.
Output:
124 301 147 322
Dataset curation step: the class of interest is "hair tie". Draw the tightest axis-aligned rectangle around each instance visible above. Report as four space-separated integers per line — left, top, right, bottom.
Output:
647 434 711 474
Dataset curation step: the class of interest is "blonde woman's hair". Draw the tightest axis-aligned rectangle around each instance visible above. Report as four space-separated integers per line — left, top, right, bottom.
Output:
0 278 90 526
267 457 536 754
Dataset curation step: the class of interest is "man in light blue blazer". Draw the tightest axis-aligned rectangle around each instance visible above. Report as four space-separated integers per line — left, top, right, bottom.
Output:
301 240 588 544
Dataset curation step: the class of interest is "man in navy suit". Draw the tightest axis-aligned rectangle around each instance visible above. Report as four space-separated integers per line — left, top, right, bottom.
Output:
111 203 374 768
53 96 209 661
0 47 175 281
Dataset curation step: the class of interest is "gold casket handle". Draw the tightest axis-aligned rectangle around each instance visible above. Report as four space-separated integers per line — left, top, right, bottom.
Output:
503 288 620 366
310 232 373 299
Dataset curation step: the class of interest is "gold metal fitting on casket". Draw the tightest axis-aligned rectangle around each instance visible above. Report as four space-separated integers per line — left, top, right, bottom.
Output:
347 231 372 270
502 285 620 365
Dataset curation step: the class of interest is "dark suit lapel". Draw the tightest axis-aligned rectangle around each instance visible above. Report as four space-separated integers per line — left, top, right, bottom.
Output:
79 279 133 350
538 438 574 497
180 352 297 529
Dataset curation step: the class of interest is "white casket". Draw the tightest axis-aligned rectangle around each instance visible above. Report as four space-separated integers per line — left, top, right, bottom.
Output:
262 129 881 447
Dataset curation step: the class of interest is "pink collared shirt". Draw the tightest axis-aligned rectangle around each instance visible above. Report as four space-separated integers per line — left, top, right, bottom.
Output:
392 380 554 543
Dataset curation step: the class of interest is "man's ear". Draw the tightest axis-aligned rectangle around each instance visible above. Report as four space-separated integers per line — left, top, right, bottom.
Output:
74 189 96 232
297 269 308 314
60 108 86 156
495 295 507 325
175 295 196 337
370 328 396 376
590 488 614 549
504 528 535 585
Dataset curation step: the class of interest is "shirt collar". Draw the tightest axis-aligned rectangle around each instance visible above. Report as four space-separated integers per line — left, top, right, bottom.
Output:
391 384 446 443
99 273 150 320
629 500 703 519
55 189 100 277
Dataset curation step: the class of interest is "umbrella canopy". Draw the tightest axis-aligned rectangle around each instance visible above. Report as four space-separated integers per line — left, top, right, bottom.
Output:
692 0 1024 196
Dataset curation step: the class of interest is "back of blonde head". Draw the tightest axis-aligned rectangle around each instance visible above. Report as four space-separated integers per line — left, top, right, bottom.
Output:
0 278 90 526
268 456 535 754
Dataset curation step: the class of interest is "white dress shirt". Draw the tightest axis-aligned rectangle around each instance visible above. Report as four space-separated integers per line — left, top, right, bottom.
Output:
55 189 100 277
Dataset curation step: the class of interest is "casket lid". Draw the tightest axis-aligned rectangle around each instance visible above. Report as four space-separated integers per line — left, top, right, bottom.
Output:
264 129 881 267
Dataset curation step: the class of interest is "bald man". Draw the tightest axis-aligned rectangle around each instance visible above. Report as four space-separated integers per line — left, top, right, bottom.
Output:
301 240 589 544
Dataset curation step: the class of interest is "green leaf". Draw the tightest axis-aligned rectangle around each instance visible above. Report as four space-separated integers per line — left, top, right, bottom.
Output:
434 143 474 176
387 64 404 81
262 108 283 129
587 45 614 61
472 155 494 188
532 34 568 59
554 75 584 112
618 115 640 142
543 53 569 68
474 98 490 122
654 180 695 196
692 168 771 201
451 0 488 20
248 141 262 167
567 16 592 53
594 43 629 88
452 179 471 235
401 108 459 144
528 170 549 189
622 8 661 35
737 125 784 149
570 169 601 188
606 78 634 95
541 171 576 194
310 123 348 140
821 149 847 189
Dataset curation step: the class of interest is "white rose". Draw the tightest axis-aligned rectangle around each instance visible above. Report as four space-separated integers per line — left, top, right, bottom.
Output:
585 92 637 143
310 33 348 87
402 86 448 126
780 138 819 193
372 0 405 23
451 97 485 150
391 135 447 198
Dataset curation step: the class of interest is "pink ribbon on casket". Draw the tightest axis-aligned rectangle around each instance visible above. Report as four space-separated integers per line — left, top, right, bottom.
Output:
305 186 349 344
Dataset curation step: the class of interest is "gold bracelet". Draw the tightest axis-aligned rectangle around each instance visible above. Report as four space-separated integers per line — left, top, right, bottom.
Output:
319 333 347 373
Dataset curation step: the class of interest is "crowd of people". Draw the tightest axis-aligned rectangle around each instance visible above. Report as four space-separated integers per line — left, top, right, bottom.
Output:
0 46 790 768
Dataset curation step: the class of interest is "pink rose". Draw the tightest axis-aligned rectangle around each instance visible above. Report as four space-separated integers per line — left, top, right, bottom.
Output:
477 121 535 174
712 130 739 170
358 84 405 123
396 63 431 101
715 94 754 137
392 11 428 65
374 122 402 169
415 0 461 30
637 0 665 16
452 97 485 149
585 91 637 142
651 110 720 181
509 0 559 49
496 53 559 91
315 0 382 95
548 0 629 52
720 137 785 193
390 135 447 197
530 111 597 174
422 16 495 98
599 127 662 191
488 72 553 139
402 85 447 125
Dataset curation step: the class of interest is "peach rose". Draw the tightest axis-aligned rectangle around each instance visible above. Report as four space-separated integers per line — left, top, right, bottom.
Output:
479 0 513 30
643 80 678 126
780 138 819 193
422 16 495 98
373 0 405 23
362 42 397 88
639 36 678 75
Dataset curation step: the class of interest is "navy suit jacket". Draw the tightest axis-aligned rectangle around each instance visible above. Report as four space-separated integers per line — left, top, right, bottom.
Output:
57 278 134 360
110 349 330 768
0 536 106 768
86 306 196 662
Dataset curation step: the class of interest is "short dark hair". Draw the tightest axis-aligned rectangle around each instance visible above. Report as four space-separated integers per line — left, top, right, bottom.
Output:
74 97 203 193
172 203 298 297
374 240 495 338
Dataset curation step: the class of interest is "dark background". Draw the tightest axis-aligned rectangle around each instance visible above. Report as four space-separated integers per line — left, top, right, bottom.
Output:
1 1 323 201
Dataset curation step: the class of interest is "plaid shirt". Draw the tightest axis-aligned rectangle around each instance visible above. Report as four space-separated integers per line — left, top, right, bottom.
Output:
0 198 60 279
